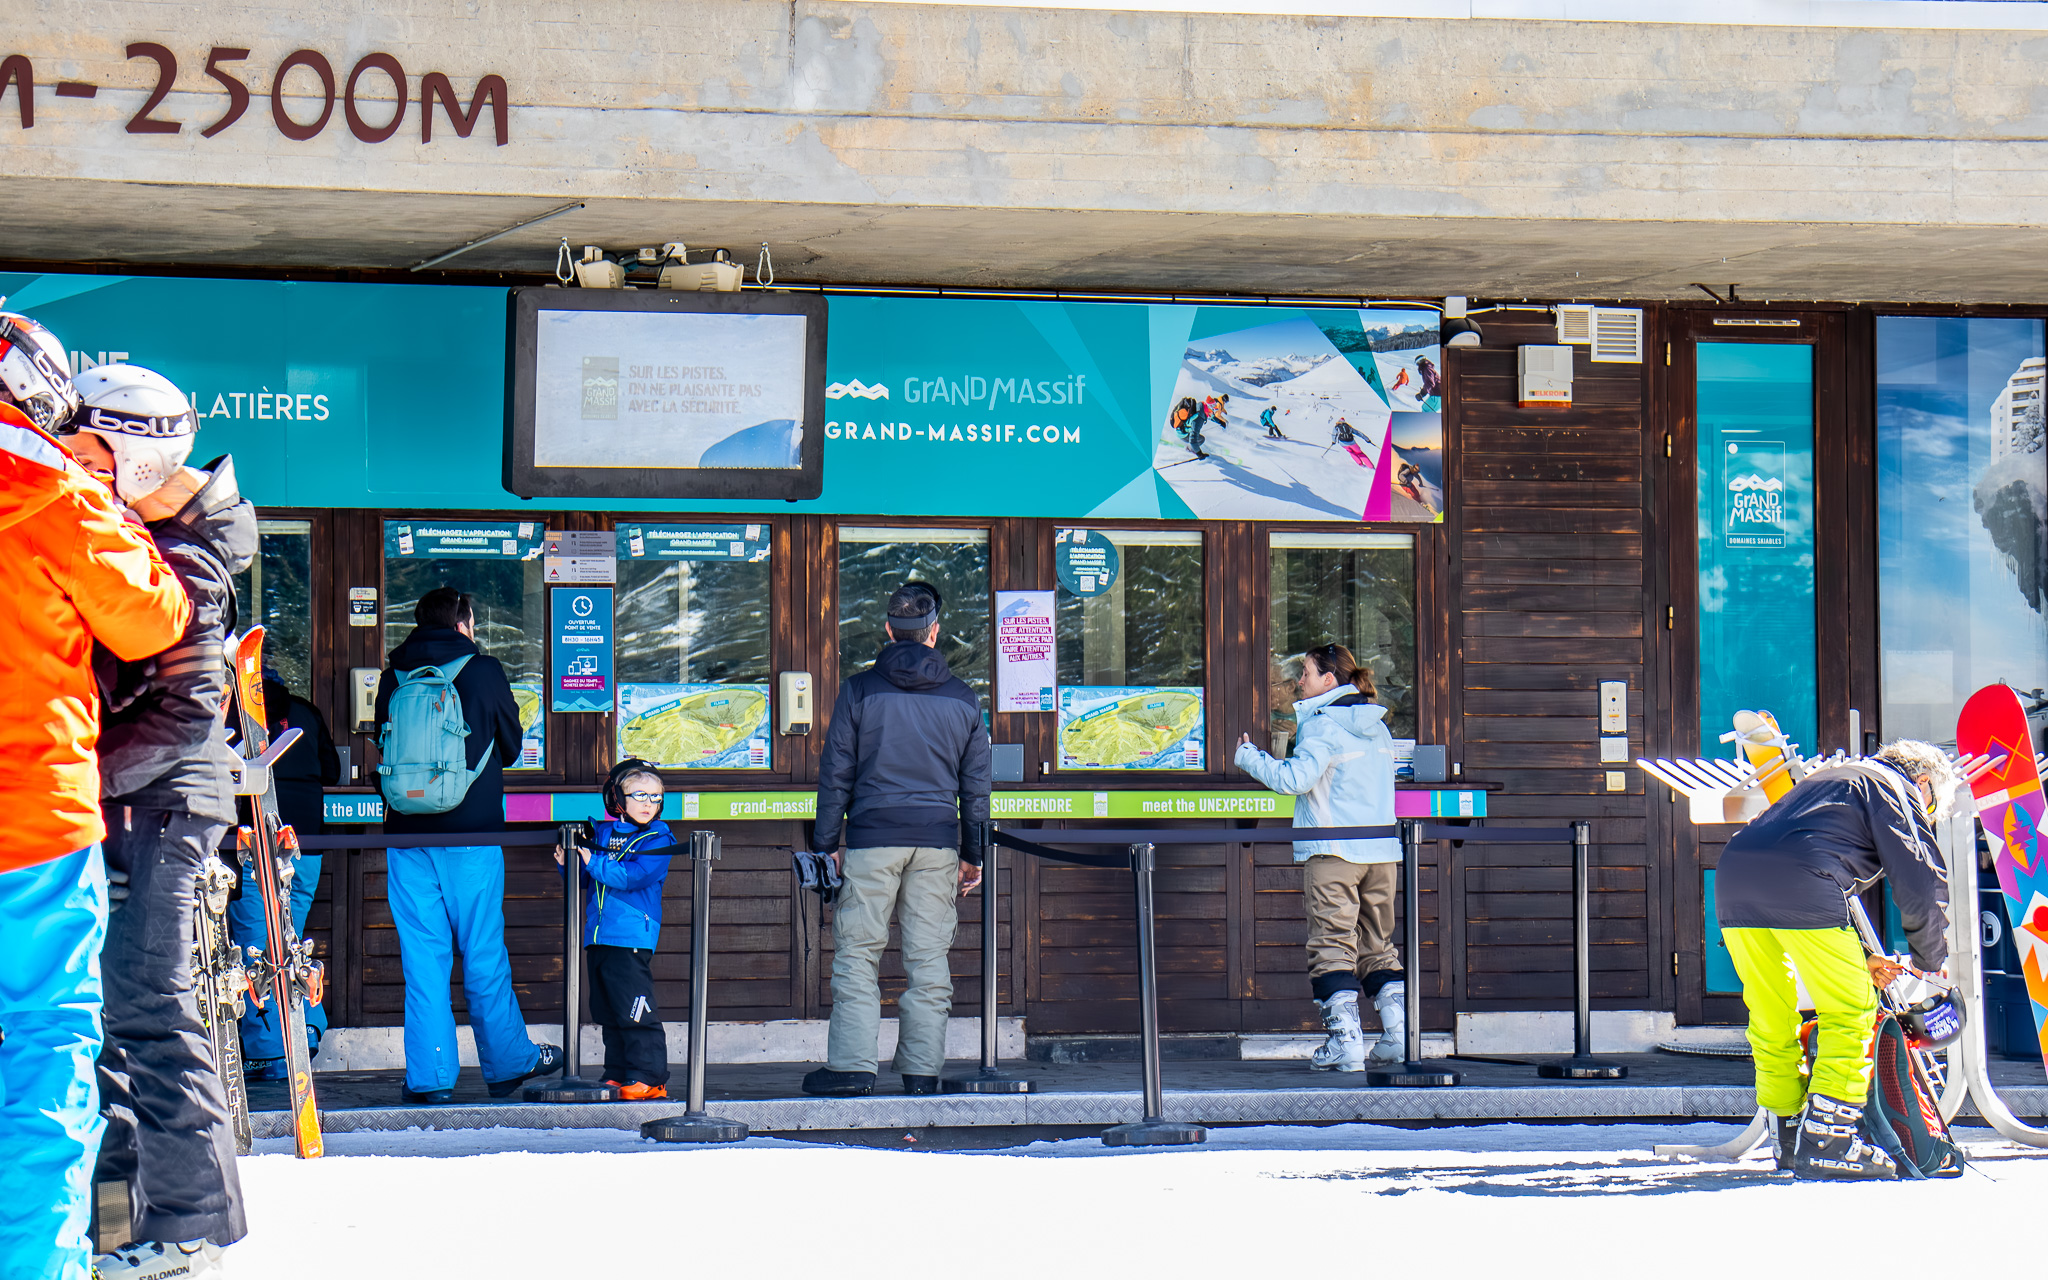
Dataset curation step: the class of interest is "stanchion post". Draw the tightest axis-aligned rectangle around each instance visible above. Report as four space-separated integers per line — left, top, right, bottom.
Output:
529 822 618 1102
1366 821 1459 1088
1537 820 1627 1080
1102 843 1206 1147
944 823 1033 1093
643 830 749 1143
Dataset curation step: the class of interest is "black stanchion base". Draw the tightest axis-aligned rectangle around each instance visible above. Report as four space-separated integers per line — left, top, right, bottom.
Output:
1535 1057 1629 1080
1365 1061 1462 1088
941 1070 1036 1094
524 1077 621 1103
1101 1119 1208 1147
641 1113 750 1144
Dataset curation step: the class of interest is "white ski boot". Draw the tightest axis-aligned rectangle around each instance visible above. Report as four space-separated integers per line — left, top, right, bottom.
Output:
1310 990 1367 1072
1793 1093 1897 1181
95 1239 226 1279
1369 981 1407 1065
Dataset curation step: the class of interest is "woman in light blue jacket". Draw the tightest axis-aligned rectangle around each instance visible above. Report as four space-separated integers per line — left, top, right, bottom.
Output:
1234 643 1402 1072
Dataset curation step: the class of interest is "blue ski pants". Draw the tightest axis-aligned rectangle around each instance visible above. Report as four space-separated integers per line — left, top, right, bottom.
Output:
228 852 327 1061
385 846 538 1092
0 846 106 1280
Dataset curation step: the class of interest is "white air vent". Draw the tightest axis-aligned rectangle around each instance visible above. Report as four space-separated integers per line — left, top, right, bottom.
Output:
1555 304 1595 345
1590 307 1645 363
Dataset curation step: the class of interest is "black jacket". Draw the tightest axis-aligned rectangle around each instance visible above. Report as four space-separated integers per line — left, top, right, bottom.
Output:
813 641 992 862
1716 759 1951 969
266 683 340 835
374 626 524 837
96 456 257 823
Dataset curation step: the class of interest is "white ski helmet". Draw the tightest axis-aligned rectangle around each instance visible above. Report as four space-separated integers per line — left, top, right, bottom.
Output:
73 363 197 502
0 309 82 433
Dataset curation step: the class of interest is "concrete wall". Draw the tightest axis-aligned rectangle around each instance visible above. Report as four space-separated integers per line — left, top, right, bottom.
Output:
6 1 2048 297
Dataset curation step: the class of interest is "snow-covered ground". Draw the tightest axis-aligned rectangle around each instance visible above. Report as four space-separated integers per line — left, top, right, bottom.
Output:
234 1122 2048 1277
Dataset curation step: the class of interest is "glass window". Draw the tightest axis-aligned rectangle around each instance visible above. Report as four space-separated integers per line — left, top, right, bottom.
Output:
1054 528 1205 770
383 519 548 769
1696 343 1816 753
614 523 774 769
1877 318 2048 747
232 518 314 699
1268 532 1416 756
836 527 990 705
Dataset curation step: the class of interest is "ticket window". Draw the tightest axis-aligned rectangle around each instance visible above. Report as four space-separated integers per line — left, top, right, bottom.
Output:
1268 531 1417 758
382 519 548 770
614 523 774 770
231 518 314 698
836 527 990 706
1053 528 1206 771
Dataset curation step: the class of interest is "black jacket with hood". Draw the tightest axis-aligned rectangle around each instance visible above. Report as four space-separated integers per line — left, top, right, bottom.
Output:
266 682 341 835
374 625 525 837
95 455 257 823
1715 757 1951 969
813 640 992 862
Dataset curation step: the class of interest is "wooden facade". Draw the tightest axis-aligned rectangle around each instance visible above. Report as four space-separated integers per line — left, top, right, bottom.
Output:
283 298 1934 1039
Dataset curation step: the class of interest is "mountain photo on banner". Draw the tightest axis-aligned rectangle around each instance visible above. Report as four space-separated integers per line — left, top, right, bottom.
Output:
1150 309 1441 523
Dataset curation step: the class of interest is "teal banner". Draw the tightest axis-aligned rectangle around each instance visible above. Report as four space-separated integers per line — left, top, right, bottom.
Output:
0 272 1444 522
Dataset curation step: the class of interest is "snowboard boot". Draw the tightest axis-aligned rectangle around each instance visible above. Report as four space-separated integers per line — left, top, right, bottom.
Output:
487 1042 565 1098
1309 990 1367 1072
95 1239 225 1279
400 1085 455 1105
1772 1112 1800 1172
902 1074 940 1095
801 1067 876 1097
1793 1093 1897 1181
1369 982 1407 1065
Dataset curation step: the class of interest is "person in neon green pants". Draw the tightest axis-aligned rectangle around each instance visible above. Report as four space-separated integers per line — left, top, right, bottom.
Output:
1714 741 1952 1181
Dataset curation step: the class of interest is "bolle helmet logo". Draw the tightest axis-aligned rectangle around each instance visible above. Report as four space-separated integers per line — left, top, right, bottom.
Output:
86 405 196 438
825 379 889 400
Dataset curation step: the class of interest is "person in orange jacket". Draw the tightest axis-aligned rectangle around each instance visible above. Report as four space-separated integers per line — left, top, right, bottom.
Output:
0 311 191 1280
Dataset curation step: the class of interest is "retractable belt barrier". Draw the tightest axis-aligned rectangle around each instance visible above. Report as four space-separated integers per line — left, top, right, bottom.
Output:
292 830 564 850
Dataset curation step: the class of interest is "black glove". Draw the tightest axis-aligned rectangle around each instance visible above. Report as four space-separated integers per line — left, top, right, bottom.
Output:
791 849 842 904
960 820 990 868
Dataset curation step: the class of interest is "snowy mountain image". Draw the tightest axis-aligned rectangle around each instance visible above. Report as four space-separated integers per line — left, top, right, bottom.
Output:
1155 317 1394 520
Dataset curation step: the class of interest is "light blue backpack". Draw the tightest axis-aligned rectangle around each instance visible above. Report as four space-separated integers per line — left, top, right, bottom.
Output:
376 655 490 815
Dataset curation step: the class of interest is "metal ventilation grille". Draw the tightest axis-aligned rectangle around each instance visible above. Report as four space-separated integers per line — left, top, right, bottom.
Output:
1590 307 1644 363
1555 304 1595 345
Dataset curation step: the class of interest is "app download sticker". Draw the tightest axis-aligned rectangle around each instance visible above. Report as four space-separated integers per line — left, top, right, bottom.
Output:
618 683 771 769
1058 687 1205 770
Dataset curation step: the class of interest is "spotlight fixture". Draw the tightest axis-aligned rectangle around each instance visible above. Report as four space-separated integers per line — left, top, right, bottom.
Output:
1442 317 1484 347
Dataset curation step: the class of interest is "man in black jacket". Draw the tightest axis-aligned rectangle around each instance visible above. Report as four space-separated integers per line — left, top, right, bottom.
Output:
1716 740 1953 1181
804 582 992 1098
71 366 255 1274
374 587 561 1105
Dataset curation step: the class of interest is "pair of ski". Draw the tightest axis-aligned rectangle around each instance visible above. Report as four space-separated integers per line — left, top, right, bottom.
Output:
196 625 324 1158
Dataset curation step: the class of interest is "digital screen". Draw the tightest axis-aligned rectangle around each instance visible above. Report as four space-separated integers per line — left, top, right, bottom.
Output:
505 288 825 501
533 309 807 470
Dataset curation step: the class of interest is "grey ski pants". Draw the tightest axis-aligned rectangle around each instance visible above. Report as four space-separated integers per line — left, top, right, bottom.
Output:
826 846 961 1077
97 808 247 1247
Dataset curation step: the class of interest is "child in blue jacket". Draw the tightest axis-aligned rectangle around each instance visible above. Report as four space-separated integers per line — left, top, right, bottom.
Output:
557 758 677 1099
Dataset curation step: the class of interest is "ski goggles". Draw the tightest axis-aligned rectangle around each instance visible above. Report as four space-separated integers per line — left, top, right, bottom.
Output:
0 314 80 433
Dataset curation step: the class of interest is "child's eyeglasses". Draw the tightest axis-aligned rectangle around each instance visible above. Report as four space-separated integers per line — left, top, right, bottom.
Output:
622 791 664 803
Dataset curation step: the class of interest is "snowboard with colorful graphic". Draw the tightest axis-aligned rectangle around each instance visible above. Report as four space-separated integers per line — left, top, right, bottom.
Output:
1957 684 2048 1073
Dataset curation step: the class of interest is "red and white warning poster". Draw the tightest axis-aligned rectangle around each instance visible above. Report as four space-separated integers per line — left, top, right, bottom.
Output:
995 589 1056 713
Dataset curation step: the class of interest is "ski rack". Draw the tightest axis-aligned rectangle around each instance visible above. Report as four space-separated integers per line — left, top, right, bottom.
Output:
1653 748 2048 1161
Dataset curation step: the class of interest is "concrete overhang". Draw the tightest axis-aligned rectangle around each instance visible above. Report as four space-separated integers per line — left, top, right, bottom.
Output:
6 1 2048 303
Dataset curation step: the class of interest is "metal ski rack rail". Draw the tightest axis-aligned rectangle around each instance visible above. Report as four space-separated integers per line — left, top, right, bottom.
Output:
943 823 1032 1094
644 831 749 1143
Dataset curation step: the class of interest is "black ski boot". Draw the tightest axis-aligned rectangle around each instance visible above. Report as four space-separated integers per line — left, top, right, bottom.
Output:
487 1043 565 1098
1793 1093 1897 1181
1772 1112 1800 1172
902 1074 940 1096
802 1067 876 1097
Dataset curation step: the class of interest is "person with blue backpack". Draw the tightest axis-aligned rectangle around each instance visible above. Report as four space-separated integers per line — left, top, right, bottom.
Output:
374 586 562 1104
554 759 677 1100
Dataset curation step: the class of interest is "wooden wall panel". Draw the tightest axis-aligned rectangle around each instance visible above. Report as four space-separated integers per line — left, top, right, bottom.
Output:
1446 313 1666 1014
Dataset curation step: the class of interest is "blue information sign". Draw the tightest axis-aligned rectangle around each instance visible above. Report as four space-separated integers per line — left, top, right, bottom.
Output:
551 587 614 713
